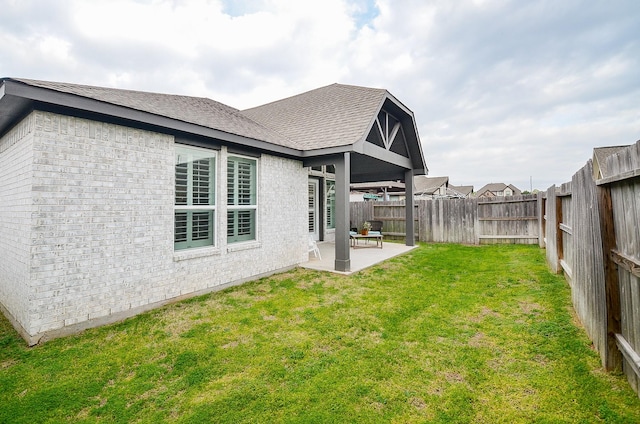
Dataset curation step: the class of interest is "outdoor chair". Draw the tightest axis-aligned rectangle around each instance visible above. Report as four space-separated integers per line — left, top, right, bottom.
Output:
308 235 321 260
368 220 383 235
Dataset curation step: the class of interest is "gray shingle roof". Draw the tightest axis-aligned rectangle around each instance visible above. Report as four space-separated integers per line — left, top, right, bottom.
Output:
241 83 387 150
478 183 508 193
414 176 449 194
10 78 296 149
4 79 425 178
476 183 521 196
449 185 474 196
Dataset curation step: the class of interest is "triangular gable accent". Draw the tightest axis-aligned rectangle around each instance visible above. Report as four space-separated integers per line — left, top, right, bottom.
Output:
366 109 409 157
366 124 385 148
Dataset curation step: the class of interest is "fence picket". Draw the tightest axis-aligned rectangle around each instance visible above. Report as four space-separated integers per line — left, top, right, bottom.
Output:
349 140 640 396
350 195 540 245
349 141 640 397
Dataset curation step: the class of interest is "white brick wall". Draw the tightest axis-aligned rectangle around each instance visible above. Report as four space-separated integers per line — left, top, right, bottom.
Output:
1 110 308 343
0 114 35 336
171 147 308 300
28 111 176 335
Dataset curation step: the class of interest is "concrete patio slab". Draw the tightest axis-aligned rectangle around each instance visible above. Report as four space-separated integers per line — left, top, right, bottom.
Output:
301 241 418 275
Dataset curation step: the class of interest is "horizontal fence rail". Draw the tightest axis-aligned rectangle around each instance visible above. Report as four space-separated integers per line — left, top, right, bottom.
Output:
542 140 640 397
350 195 540 245
349 140 640 398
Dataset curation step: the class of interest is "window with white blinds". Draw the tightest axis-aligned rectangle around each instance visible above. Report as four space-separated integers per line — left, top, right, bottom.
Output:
227 156 257 243
174 146 216 250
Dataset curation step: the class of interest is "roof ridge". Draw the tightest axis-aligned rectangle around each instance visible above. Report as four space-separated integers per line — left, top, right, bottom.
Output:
5 77 302 149
10 77 227 106
242 82 387 112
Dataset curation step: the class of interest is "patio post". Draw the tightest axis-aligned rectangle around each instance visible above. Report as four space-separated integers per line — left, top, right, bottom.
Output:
334 152 351 272
405 169 415 246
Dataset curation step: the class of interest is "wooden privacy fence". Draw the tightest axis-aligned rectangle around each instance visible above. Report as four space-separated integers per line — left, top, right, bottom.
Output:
350 202 414 238
350 194 541 245
544 141 640 396
350 140 640 397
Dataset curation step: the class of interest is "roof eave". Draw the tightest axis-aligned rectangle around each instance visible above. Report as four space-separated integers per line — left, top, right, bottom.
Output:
0 79 303 158
352 92 428 175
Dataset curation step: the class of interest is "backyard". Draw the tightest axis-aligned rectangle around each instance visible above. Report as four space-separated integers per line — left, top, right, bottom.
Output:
1 244 639 423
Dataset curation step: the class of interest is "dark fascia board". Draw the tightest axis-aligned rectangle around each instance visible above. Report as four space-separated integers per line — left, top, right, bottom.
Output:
351 94 428 174
351 170 410 183
301 144 425 176
361 142 413 169
403 115 428 173
389 99 428 174
301 144 425 175
410 166 428 176
0 84 34 137
1 79 303 159
351 92 388 153
174 136 221 151
382 93 428 174
302 153 346 168
301 144 419 169
301 144 353 159
382 91 414 117
1 79 429 176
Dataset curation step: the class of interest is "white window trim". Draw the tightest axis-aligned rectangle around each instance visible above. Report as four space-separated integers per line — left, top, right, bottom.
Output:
174 145 218 251
226 154 259 245
174 245 221 262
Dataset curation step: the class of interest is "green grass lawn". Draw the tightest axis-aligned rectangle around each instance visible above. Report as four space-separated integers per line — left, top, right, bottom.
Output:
1 244 639 423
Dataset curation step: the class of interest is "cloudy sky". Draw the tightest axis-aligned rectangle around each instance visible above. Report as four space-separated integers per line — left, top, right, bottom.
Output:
2 0 638 191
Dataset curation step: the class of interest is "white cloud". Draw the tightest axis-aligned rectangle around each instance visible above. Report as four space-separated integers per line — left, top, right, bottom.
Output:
37 35 75 66
1 0 638 191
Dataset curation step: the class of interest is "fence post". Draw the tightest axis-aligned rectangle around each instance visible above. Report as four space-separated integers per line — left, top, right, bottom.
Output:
598 183 622 371
555 190 564 274
544 186 559 273
417 199 425 243
472 197 480 245
404 170 415 246
537 192 546 248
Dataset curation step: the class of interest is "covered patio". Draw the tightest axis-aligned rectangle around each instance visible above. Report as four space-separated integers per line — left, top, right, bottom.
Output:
242 84 428 273
301 241 418 275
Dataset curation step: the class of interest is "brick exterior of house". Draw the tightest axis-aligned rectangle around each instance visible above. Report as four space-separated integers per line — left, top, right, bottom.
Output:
0 79 427 344
0 111 307 344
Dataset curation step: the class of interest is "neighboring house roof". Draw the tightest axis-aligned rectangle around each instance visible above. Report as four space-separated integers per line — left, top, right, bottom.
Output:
592 145 629 180
476 183 522 197
478 190 496 198
377 179 472 199
448 185 474 198
506 184 521 194
414 175 449 195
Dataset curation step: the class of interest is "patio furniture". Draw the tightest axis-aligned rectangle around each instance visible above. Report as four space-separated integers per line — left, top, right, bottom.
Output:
350 232 383 248
308 235 321 259
368 220 383 235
